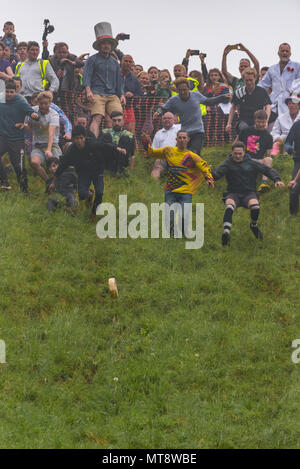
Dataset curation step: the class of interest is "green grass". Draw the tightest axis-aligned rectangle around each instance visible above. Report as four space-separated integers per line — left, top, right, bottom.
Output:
0 147 299 449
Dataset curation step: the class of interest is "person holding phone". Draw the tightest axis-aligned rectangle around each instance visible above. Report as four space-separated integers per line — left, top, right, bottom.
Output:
222 43 260 92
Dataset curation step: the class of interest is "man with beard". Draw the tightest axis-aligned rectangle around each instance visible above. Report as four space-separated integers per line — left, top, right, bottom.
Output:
100 110 135 173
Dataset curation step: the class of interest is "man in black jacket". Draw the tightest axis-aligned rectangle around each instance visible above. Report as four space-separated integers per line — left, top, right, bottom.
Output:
284 119 300 214
212 141 285 245
48 125 126 218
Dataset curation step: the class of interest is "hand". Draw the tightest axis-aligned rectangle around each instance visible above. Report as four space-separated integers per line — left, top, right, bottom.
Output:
153 111 161 120
31 112 39 120
57 69 64 79
225 123 232 133
199 53 206 64
47 181 55 193
120 95 126 107
224 45 234 55
237 43 246 51
15 123 25 129
288 180 296 188
185 49 192 59
141 132 151 143
125 91 133 98
275 181 285 188
116 147 127 155
78 53 89 61
86 90 95 104
0 72 7 79
64 132 72 140
45 149 53 159
206 178 215 189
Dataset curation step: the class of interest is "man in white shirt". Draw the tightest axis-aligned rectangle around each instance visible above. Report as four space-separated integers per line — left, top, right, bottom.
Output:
150 112 180 178
271 94 300 155
259 43 300 118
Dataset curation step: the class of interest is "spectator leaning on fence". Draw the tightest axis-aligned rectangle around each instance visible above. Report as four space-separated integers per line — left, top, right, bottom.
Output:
226 67 271 135
121 54 142 134
15 41 59 103
83 22 125 138
259 43 300 119
154 77 231 155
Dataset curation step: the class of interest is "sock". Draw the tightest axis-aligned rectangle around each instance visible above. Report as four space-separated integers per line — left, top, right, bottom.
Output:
223 204 234 233
250 204 260 225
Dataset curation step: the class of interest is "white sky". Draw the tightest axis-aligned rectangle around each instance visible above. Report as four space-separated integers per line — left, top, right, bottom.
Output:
5 0 300 76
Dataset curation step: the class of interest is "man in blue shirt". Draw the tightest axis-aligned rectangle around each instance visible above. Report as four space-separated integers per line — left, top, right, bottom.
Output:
83 26 126 138
154 77 230 155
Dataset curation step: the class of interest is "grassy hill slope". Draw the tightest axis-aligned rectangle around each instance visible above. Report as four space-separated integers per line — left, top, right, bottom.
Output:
0 147 299 449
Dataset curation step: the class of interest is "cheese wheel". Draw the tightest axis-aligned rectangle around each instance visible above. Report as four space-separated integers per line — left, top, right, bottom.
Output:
108 278 119 297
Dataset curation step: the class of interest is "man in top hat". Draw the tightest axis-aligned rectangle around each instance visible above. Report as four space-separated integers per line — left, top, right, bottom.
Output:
83 22 126 138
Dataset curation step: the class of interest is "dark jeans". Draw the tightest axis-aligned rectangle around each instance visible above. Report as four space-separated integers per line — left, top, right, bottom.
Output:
0 138 28 191
290 160 300 215
100 134 131 173
164 190 192 236
187 132 204 155
78 170 104 214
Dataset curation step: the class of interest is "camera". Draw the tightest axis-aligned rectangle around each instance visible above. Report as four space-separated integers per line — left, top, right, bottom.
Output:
118 33 130 40
42 19 55 41
190 50 207 58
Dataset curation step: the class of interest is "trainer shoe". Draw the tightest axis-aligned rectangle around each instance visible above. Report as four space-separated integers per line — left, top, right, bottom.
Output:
222 231 230 246
1 181 12 190
250 223 263 240
257 183 271 194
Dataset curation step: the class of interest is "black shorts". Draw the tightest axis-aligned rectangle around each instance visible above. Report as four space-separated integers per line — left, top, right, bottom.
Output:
223 192 258 208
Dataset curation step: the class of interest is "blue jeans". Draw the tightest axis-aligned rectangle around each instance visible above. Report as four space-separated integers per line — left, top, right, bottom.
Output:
78 170 104 214
164 191 192 236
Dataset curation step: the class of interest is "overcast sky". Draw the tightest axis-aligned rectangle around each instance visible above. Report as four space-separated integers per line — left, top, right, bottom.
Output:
6 0 300 75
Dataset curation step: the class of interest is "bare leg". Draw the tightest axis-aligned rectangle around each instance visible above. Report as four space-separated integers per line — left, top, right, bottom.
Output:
90 114 104 138
30 156 48 182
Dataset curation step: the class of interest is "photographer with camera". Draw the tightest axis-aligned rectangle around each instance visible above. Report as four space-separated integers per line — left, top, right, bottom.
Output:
50 42 79 91
15 41 59 103
40 19 55 60
222 43 260 92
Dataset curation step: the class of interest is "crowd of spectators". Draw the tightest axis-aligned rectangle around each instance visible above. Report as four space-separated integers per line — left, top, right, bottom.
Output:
0 19 300 222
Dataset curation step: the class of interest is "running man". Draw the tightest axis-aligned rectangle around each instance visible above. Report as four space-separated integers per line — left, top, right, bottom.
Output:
212 141 285 245
144 129 214 235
